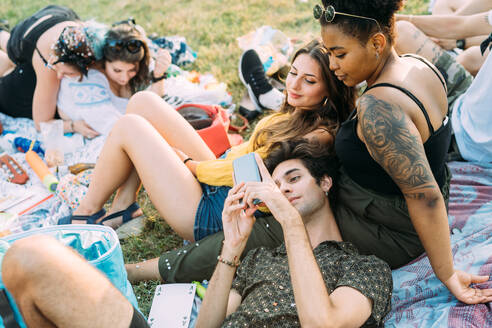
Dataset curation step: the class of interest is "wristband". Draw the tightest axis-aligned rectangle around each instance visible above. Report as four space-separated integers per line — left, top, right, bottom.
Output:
183 157 193 164
151 72 167 83
217 255 240 267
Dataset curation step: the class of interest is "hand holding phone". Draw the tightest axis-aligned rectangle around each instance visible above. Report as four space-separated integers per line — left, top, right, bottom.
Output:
232 153 262 205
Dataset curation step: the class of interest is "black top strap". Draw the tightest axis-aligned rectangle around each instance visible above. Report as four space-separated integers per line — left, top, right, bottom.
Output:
402 54 447 93
35 47 50 66
364 82 435 134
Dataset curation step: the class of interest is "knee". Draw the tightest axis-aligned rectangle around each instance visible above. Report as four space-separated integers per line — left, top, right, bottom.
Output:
2 235 57 291
126 90 163 115
395 21 418 48
113 113 149 135
126 90 175 118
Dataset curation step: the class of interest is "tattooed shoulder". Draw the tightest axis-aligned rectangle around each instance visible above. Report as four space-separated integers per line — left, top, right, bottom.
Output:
358 94 435 191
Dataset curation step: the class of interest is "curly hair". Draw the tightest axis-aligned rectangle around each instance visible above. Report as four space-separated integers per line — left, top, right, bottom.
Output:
251 39 356 154
52 26 96 76
318 0 404 45
103 23 150 94
264 139 339 205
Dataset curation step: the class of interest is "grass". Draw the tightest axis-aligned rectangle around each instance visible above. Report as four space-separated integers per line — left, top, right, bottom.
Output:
1 0 428 316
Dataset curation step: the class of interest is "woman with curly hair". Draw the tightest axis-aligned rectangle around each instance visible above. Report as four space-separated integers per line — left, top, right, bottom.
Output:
316 0 491 304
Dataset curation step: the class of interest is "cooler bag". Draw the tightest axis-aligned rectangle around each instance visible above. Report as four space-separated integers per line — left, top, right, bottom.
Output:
0 225 139 327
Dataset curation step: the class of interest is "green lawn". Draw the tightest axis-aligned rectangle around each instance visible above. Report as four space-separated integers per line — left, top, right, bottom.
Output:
1 0 429 315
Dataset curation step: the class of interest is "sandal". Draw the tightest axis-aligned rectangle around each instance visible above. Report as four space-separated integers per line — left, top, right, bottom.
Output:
99 202 140 228
58 208 106 225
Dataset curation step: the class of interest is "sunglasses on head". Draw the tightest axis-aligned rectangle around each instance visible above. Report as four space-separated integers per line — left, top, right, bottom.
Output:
313 4 382 32
105 39 144 54
112 17 136 27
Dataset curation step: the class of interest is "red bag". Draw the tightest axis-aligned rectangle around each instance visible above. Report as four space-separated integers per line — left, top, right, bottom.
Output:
176 104 231 157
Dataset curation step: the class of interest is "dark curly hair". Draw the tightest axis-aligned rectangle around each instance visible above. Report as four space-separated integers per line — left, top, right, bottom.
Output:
251 39 356 154
52 26 96 77
318 0 404 45
265 139 339 205
103 23 150 94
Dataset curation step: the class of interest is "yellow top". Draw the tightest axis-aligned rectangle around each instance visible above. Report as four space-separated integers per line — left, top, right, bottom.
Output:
196 112 289 186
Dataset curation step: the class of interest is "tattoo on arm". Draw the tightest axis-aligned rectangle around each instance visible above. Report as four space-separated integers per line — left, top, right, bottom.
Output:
358 95 436 196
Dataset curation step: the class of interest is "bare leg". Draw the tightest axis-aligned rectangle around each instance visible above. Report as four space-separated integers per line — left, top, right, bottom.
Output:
431 0 467 14
126 258 162 283
395 21 446 64
456 46 487 76
75 114 203 241
107 91 215 219
2 235 134 328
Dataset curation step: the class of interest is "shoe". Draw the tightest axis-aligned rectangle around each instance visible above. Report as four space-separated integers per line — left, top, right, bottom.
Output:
99 202 140 228
239 49 284 111
58 208 106 225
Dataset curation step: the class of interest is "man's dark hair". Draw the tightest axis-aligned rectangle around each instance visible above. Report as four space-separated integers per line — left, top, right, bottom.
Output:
264 140 339 204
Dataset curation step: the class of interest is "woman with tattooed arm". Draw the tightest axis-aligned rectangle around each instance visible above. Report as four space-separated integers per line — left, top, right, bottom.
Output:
315 0 492 304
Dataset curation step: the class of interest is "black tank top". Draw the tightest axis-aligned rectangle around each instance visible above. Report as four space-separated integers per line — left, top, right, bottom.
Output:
0 5 78 118
335 55 452 195
7 5 79 64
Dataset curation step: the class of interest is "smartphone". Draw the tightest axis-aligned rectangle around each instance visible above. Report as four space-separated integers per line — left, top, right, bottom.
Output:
232 153 262 205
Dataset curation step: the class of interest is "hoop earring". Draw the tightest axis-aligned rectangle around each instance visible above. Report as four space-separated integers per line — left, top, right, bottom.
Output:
323 97 329 106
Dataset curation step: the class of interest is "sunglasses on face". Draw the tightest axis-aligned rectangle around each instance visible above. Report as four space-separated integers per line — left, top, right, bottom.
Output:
105 39 144 54
313 4 382 32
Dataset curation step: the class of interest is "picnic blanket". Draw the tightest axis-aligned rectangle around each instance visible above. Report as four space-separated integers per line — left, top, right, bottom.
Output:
0 112 106 233
385 161 492 327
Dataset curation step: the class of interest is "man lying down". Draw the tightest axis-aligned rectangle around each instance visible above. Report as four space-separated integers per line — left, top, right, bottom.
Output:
2 140 392 328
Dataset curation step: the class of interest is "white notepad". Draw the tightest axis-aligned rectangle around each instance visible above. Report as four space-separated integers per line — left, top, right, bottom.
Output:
147 283 196 328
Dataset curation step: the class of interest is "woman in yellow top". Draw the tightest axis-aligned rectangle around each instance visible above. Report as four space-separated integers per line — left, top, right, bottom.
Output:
62 40 355 242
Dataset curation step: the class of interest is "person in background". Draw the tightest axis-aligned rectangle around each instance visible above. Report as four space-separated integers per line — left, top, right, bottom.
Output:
0 5 95 131
56 20 171 137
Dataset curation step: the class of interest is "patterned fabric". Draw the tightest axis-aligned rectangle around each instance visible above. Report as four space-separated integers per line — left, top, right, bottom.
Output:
150 36 197 67
223 241 392 327
385 161 492 327
432 50 473 112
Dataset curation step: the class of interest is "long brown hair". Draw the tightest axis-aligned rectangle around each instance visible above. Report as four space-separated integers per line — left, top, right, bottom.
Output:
103 23 150 94
251 39 356 153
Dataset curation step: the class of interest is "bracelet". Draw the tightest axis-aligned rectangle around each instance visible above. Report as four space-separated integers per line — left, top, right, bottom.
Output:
69 120 74 133
151 72 167 83
217 255 240 268
183 157 193 164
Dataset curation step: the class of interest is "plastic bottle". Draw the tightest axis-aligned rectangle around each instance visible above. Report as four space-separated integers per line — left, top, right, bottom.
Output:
14 137 45 156
25 150 58 192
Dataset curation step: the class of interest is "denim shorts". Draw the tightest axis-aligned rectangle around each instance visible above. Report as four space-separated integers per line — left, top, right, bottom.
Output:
193 183 231 241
